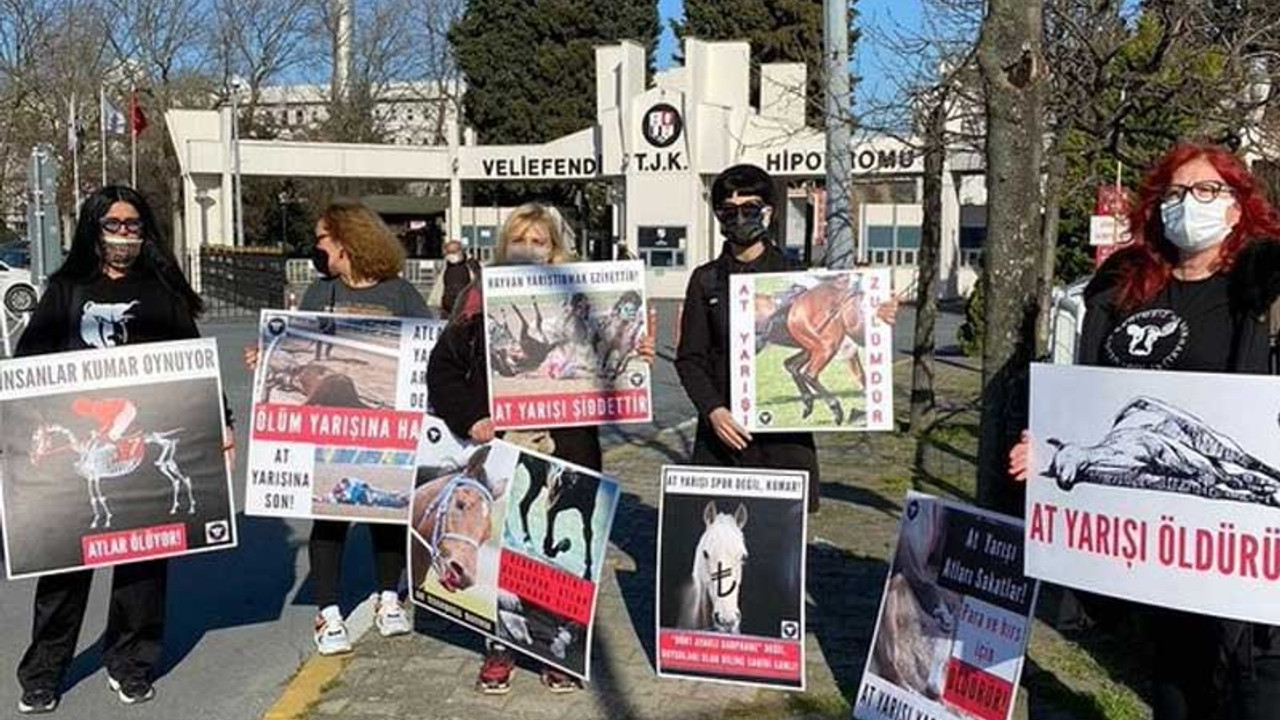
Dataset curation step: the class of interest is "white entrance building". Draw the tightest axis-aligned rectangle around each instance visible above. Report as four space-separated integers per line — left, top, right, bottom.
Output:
167 38 987 299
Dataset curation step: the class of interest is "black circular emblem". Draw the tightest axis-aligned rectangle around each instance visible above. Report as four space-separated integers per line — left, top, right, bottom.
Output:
629 372 645 388
758 411 773 426
267 317 286 336
1103 308 1188 369
426 427 442 444
642 103 683 148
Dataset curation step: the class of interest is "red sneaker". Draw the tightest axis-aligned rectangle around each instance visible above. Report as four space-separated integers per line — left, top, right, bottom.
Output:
476 647 515 695
540 666 581 694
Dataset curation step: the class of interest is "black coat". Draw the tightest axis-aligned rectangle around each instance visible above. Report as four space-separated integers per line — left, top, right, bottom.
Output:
675 242 820 508
427 285 602 472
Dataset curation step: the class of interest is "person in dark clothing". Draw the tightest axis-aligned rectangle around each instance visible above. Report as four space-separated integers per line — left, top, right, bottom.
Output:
1011 143 1280 720
15 186 231 713
428 202 653 695
676 164 898 513
428 239 481 316
245 201 429 656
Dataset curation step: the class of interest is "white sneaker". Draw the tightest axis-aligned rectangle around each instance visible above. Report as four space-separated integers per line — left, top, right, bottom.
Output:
375 591 411 637
106 675 155 705
314 605 353 655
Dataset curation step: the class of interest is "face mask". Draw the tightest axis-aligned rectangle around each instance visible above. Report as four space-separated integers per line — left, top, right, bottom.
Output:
445 252 463 264
311 245 334 278
505 244 551 265
101 234 142 271
1161 196 1235 252
717 206 770 248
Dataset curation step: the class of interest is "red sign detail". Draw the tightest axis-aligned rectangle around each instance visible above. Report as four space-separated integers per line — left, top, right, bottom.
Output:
250 404 420 450
658 629 802 682
81 523 188 566
943 658 1014 720
497 552 596 626
492 388 649 429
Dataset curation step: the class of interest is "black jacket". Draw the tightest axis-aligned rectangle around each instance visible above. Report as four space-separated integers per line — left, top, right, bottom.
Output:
427 284 602 472
676 242 819 503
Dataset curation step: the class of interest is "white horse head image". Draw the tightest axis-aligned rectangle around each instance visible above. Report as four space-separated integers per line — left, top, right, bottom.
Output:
679 501 749 634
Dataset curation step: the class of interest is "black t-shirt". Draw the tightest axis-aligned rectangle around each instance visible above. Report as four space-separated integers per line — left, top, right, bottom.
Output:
1081 273 1269 374
16 273 199 357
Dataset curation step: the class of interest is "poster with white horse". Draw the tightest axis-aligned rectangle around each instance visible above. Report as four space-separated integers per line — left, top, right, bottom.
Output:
245 311 443 524
483 260 652 429
730 268 894 432
855 493 1038 720
1027 363 1280 625
409 439 619 681
656 465 808 690
0 339 236 579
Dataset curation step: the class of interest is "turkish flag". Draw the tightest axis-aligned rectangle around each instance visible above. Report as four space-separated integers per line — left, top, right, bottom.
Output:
130 92 148 137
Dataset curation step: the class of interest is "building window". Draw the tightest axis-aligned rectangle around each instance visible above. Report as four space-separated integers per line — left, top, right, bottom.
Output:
960 226 986 268
865 221 922 267
637 226 687 268
295 109 304 124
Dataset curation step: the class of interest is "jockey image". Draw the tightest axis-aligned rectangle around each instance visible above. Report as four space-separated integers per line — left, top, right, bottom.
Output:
323 477 409 509
71 397 138 443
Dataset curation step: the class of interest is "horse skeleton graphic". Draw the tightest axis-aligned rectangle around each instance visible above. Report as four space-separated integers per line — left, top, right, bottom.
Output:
29 422 194 529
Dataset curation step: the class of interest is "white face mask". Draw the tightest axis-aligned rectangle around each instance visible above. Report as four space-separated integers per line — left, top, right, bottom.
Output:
505 244 551 265
1161 196 1236 252
445 252 463 264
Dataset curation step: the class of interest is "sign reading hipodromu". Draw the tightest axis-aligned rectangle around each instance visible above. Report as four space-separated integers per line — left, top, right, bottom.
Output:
483 260 651 429
1028 364 1280 624
409 440 619 681
245 311 442 524
656 466 808 690
730 269 894 432
0 339 236 579
856 493 1037 720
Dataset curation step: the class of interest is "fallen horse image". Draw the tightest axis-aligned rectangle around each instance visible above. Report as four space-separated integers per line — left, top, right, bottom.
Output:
316 477 409 509
1042 396 1280 506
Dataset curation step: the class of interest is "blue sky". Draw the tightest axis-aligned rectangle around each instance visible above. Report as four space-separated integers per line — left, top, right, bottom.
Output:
655 0 925 106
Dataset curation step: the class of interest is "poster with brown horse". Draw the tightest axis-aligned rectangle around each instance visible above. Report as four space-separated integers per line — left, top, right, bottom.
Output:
730 268 894 432
409 439 620 681
855 493 1038 720
0 339 237 579
245 311 444 524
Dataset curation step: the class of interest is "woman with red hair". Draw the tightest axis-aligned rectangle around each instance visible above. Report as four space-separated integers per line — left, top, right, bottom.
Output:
1013 143 1280 718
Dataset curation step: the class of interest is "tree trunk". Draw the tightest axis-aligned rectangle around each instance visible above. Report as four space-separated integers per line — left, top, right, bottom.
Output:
975 0 1046 516
910 92 947 435
1034 146 1067 358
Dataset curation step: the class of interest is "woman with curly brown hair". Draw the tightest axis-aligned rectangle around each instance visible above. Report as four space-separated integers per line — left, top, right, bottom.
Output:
246 200 429 657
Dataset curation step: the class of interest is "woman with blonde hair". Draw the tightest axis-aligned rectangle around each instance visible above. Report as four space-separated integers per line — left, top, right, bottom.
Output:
245 200 429 657
428 202 651 694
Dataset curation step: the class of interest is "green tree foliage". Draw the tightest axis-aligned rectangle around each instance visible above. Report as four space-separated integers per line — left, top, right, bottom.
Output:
450 0 660 145
673 0 858 126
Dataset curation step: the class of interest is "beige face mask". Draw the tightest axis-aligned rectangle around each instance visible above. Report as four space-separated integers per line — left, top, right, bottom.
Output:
101 234 143 271
505 244 552 265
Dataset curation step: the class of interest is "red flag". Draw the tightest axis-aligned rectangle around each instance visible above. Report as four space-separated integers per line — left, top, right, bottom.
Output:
130 92 148 137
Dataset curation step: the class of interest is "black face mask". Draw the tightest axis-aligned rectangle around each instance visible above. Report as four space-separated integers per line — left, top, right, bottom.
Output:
720 215 769 247
311 246 334 278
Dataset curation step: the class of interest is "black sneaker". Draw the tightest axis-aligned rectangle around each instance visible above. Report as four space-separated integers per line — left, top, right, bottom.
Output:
107 675 155 705
17 688 59 714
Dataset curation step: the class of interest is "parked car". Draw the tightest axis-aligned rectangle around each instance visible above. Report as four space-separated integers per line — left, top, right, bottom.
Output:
0 260 37 315
0 243 29 268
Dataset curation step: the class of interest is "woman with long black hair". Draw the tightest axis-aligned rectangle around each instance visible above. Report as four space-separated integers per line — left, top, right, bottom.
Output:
14 186 230 714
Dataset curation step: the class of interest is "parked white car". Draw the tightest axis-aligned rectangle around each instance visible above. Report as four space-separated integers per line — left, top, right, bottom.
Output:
0 260 38 315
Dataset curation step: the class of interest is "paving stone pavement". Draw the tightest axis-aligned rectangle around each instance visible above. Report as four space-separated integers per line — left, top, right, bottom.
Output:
302 357 998 720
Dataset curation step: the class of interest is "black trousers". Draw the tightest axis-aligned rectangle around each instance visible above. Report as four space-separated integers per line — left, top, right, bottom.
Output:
309 520 405 608
17 559 167 693
690 421 821 511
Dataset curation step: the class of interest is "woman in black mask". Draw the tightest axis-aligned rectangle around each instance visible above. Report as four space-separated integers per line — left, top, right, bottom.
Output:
15 186 229 713
245 200 429 657
675 164 898 513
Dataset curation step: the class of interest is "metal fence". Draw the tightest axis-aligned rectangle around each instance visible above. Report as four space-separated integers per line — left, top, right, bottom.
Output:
197 246 287 319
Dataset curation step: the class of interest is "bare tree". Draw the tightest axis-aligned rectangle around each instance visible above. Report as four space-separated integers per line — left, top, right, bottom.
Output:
210 0 314 133
975 0 1048 513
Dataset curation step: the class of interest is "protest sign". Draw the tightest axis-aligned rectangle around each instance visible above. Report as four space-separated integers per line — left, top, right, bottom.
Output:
855 492 1037 720
0 339 236 578
245 311 442 523
656 465 808 690
409 439 619 680
729 268 894 432
483 260 651 429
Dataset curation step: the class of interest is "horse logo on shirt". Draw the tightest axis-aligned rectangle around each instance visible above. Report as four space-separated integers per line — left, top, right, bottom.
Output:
80 301 138 348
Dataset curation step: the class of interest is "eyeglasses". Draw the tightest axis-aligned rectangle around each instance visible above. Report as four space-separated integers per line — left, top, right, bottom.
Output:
714 203 767 223
1161 181 1235 206
99 218 143 234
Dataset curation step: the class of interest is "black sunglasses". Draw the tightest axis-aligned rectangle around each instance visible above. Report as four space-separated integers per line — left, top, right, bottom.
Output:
99 218 143 234
714 203 767 223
